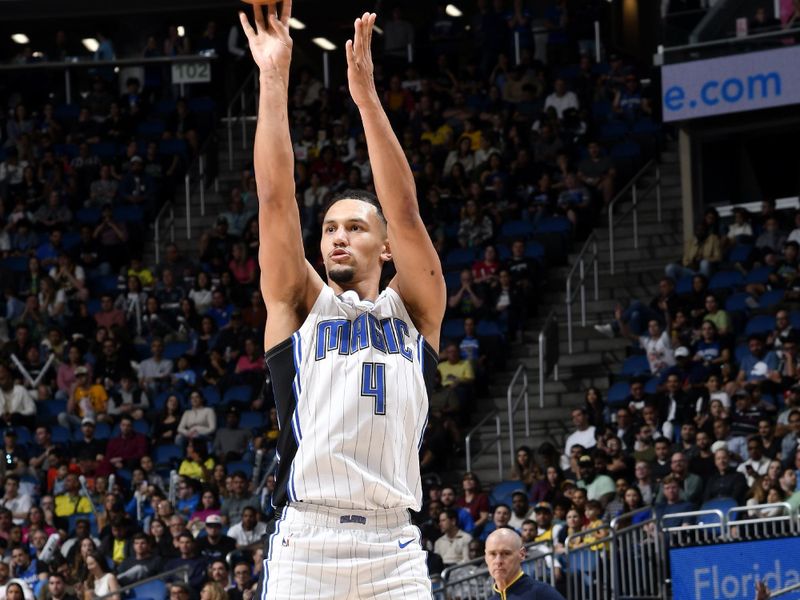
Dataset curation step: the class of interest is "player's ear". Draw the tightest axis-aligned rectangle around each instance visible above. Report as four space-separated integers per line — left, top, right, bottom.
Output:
380 240 392 264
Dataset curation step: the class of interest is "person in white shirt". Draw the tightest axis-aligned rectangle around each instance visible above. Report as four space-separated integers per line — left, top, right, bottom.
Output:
176 389 217 445
543 78 580 120
0 364 36 428
434 509 472 567
619 318 675 376
563 407 597 462
225 506 267 548
0 476 32 525
737 435 771 486
137 338 173 394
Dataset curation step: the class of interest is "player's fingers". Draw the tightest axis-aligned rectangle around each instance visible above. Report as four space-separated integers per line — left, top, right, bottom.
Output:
360 12 370 49
253 3 267 33
345 39 355 67
366 13 376 51
353 18 361 57
280 0 292 25
267 2 278 25
239 12 257 40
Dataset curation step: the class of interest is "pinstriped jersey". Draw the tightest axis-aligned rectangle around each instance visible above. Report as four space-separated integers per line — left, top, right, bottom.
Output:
265 285 438 512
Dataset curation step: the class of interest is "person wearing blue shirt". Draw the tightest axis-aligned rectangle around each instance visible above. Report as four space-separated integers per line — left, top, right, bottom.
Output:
485 527 565 600
36 229 64 269
737 335 779 384
11 545 45 590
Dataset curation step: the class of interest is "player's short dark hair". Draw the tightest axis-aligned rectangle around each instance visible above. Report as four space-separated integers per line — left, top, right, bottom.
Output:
324 189 386 227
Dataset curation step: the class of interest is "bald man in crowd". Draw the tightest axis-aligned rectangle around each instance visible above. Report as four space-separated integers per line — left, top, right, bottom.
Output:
485 527 565 600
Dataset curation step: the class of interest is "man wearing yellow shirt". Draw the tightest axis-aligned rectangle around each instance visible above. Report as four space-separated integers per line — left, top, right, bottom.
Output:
437 342 476 419
58 367 109 431
54 473 93 518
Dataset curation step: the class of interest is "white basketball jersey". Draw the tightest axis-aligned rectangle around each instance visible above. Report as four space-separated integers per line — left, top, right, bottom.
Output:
264 285 437 512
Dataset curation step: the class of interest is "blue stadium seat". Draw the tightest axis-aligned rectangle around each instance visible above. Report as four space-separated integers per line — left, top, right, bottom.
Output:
708 270 744 292
599 121 628 141
444 247 478 270
62 231 80 251
644 377 660 395
476 319 503 338
591 100 613 122
441 319 465 340
223 385 252 405
37 399 66 424
631 118 661 135
164 341 191 361
500 220 535 240
525 241 545 260
51 426 70 444
675 276 694 295
607 382 630 406
153 444 183 467
444 271 462 291
699 498 737 521
201 386 222 407
76 207 101 225
1 257 29 273
744 315 774 337
725 292 753 313
153 99 177 117
726 244 753 264
113 205 144 223
91 142 118 159
226 460 254 480
489 480 526 508
535 217 572 235
734 343 750 364
610 141 642 160
53 143 79 159
94 422 112 440
131 579 167 600
159 139 188 160
240 411 265 430
620 355 650 377
137 120 166 138
88 275 120 297
759 289 784 308
744 266 773 285
54 104 81 121
154 390 183 411
791 311 800 330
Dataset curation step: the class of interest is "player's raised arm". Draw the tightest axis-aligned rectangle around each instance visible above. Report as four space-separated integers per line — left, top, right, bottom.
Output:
240 1 321 348
345 13 446 345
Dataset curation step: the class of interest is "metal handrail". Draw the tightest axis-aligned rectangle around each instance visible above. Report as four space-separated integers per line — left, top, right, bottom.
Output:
0 54 215 71
464 411 503 481
564 233 600 354
607 160 662 275
662 24 800 55
225 68 259 169
506 364 529 469
93 565 189 600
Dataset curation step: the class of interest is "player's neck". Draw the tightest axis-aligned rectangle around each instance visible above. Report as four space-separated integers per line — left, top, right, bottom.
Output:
329 280 380 303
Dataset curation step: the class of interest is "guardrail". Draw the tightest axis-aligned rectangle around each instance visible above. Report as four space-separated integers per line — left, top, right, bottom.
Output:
564 234 600 354
506 364 529 469
93 564 189 600
608 160 662 276
225 68 259 169
464 411 503 481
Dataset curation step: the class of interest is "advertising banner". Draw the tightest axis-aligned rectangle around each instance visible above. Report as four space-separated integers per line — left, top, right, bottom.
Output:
661 45 800 122
670 537 800 600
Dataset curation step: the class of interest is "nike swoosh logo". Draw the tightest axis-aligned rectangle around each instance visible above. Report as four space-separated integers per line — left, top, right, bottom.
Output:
398 538 415 549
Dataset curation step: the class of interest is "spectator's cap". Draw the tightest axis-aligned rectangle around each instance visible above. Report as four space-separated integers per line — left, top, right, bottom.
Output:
511 491 527 500
81 417 95 426
560 480 576 491
4 429 16 437
534 501 553 513
578 454 593 466
733 388 750 398
205 514 223 526
130 155 143 163
710 440 728 454
75 366 89 376
674 346 690 358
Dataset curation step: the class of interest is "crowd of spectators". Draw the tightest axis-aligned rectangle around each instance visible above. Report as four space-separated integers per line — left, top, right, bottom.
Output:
0 0 667 597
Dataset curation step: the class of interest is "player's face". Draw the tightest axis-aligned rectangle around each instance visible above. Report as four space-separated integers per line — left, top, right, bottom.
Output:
321 200 389 287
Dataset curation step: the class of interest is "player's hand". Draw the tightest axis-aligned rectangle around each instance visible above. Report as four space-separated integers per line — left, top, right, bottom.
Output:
239 1 293 80
346 13 379 108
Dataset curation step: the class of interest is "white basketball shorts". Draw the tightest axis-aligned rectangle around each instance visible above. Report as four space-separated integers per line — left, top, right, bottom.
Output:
256 502 432 600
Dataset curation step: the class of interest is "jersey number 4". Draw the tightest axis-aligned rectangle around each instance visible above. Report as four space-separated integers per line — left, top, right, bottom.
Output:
361 362 386 415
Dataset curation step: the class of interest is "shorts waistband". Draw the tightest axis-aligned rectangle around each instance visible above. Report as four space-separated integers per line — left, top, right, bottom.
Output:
282 502 411 530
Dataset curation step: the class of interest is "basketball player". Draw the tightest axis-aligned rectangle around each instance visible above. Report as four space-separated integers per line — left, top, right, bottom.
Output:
239 3 445 599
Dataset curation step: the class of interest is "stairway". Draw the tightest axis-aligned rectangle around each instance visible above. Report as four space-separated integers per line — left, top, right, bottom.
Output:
466 145 686 486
